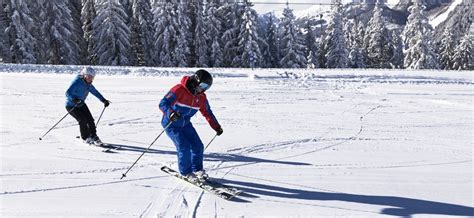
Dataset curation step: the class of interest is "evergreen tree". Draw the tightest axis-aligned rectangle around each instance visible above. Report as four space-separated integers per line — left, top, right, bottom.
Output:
130 0 154 66
69 0 87 64
82 0 97 64
194 3 209 67
304 20 319 69
307 51 317 69
175 0 191 67
452 28 473 70
364 0 393 68
93 0 131 66
39 0 81 65
348 21 366 68
0 0 11 63
8 0 37 64
185 0 199 66
119 0 132 26
402 0 439 69
279 5 306 68
437 30 457 70
152 0 178 66
235 3 262 68
208 2 224 67
24 1 45 64
260 13 279 68
322 1 348 68
218 2 242 67
390 29 404 69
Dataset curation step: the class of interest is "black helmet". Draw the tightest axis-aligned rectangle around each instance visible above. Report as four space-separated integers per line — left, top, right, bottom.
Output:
195 69 213 87
189 69 213 94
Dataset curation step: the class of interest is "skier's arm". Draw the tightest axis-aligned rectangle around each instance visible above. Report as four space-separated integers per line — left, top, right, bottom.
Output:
88 85 106 102
199 99 221 131
159 91 177 118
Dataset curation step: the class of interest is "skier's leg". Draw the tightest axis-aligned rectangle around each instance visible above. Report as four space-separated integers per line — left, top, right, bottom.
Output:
67 105 90 140
166 128 193 175
81 104 97 138
186 125 204 172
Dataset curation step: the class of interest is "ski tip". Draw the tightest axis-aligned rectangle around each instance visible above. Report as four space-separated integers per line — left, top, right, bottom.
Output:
102 149 117 153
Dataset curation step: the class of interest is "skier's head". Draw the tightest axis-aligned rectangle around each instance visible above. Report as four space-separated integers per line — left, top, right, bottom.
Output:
188 69 213 94
81 67 96 84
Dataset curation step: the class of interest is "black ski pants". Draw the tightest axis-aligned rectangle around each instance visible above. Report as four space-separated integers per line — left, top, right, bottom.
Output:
66 104 96 140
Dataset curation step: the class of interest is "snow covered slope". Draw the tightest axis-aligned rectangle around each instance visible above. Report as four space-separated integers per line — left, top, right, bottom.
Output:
429 0 463 28
1 66 473 217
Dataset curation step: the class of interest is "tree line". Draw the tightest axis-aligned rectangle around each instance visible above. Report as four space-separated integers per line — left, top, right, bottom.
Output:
0 0 472 70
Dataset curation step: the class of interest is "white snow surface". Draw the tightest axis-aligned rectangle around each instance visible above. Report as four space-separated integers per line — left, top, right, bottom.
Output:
1 64 473 217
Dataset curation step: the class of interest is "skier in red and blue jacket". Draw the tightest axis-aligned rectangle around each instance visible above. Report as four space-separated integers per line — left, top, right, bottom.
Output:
159 69 223 181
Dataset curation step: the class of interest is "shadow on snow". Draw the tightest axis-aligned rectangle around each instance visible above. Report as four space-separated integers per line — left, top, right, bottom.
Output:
218 179 474 217
108 143 310 167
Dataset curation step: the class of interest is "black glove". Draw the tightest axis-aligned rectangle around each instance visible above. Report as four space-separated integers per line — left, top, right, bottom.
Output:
72 98 82 104
103 100 110 107
169 111 181 122
216 127 223 136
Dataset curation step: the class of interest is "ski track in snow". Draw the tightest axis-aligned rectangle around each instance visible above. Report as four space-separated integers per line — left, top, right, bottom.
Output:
140 162 205 217
221 104 383 166
0 163 161 178
0 174 166 196
152 178 194 217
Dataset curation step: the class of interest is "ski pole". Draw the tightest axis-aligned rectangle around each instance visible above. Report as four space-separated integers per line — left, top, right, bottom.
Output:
39 106 77 141
204 134 218 151
120 121 173 179
96 106 106 126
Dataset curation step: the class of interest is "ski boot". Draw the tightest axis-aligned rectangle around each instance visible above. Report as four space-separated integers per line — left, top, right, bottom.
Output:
91 135 104 146
183 173 200 183
83 137 94 145
194 170 209 182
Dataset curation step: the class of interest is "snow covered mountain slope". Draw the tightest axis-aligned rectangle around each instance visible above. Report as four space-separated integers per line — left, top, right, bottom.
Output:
429 0 463 27
1 66 473 217
294 4 332 18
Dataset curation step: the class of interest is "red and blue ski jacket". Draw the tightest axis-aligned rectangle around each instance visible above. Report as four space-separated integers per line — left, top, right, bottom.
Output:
159 76 221 130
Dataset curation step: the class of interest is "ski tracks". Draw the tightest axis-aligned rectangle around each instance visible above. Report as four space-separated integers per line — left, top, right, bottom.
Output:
142 183 193 218
149 181 207 218
142 163 206 217
226 104 384 158
272 104 384 160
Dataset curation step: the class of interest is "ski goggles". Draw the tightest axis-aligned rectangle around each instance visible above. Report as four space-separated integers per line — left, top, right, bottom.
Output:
195 82 210 93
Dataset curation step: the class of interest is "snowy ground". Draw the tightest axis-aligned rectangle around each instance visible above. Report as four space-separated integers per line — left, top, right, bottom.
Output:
1 66 473 217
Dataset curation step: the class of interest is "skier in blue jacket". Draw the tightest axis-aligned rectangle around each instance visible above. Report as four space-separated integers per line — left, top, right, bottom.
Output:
65 67 110 145
159 69 223 181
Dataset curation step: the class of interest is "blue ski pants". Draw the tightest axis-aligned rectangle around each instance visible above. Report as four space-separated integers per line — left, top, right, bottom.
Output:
165 124 204 175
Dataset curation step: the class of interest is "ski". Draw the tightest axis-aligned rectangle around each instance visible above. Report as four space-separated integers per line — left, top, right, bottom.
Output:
85 143 118 153
160 166 242 200
76 136 117 153
96 144 118 153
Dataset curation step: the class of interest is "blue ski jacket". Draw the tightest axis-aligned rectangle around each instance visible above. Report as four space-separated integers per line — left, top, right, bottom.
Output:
65 75 106 107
